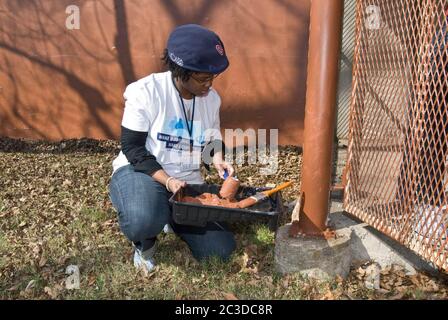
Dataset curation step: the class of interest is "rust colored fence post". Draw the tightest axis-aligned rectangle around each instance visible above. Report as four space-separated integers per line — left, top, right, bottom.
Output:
298 0 344 235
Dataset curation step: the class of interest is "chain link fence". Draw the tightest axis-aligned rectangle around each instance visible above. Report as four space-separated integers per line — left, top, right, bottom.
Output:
345 0 448 271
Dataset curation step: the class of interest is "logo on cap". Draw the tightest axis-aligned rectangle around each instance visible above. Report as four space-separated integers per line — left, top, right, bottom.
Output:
215 44 224 56
169 53 184 66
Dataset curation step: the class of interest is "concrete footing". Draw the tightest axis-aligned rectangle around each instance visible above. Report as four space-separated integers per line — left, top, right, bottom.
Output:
274 200 437 279
328 202 436 274
274 224 352 279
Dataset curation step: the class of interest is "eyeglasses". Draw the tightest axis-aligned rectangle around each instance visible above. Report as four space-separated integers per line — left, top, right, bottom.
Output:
190 73 220 85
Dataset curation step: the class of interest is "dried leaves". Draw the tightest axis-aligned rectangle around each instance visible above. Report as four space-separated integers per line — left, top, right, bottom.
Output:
0 139 119 298
1 138 447 300
348 262 448 299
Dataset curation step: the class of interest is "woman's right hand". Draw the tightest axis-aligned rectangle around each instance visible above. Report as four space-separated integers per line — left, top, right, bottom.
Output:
167 178 187 193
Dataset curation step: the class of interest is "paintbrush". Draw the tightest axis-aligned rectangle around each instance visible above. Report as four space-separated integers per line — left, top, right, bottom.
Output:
237 181 293 209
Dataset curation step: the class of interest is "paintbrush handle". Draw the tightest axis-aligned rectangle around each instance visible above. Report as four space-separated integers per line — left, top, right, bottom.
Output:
262 181 293 197
237 181 293 209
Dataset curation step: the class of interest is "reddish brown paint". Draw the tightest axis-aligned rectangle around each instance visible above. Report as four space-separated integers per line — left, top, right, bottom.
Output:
181 179 292 209
297 0 344 235
289 220 336 240
181 193 239 208
219 177 240 201
0 0 310 145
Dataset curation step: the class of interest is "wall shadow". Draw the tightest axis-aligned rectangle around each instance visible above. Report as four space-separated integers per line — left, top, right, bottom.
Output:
0 0 310 145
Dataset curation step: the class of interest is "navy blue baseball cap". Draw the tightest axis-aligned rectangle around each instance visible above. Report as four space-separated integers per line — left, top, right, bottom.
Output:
167 24 229 74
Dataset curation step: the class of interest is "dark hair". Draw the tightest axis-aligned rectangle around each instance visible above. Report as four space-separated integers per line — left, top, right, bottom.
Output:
162 49 193 82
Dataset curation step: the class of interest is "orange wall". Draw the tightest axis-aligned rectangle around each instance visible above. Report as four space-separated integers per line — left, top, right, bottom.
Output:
0 0 310 145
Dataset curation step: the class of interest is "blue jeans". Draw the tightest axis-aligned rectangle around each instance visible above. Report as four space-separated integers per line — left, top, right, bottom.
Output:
108 165 236 261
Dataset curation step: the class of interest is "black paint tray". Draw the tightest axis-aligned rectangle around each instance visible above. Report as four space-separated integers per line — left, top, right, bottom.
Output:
168 183 284 230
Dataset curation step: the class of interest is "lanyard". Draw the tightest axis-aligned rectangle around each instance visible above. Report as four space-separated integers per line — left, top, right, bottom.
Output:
178 94 195 139
172 77 195 149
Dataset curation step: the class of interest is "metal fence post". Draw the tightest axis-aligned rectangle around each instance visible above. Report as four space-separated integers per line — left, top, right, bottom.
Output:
298 0 344 235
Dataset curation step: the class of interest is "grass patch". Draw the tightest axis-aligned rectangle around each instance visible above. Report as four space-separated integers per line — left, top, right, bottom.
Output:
1 139 447 300
79 207 111 224
0 233 9 269
253 224 275 246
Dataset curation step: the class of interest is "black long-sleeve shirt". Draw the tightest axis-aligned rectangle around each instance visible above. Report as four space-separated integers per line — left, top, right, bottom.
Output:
121 125 163 175
121 125 226 175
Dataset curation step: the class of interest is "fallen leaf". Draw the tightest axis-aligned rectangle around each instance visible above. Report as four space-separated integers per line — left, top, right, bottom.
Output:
44 286 62 299
246 244 258 255
322 290 335 300
25 280 36 291
247 279 260 286
38 256 47 267
396 285 409 293
423 280 439 292
409 275 423 287
223 293 238 300
390 292 405 300
376 288 390 294
344 293 354 300
244 265 259 274
335 275 344 284
7 283 21 291
32 245 40 256
241 252 249 269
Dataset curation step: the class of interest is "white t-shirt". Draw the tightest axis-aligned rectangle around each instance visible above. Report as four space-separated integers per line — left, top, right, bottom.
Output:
112 71 222 184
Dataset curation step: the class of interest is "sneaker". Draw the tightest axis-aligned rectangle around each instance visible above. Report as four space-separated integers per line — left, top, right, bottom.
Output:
163 224 174 234
133 243 156 273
